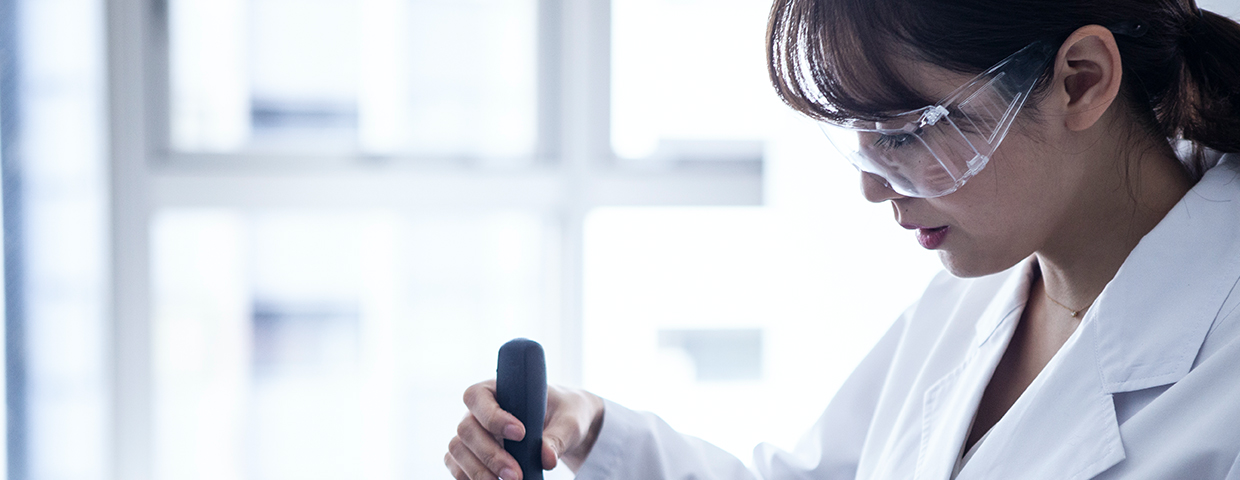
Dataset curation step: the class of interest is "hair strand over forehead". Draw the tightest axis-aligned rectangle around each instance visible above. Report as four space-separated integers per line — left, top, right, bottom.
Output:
767 0 936 124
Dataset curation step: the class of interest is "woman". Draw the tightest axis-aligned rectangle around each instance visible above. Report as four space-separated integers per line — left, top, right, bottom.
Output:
446 0 1240 478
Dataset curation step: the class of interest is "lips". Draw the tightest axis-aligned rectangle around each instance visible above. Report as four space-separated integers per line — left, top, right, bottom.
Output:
915 226 949 249
899 223 950 249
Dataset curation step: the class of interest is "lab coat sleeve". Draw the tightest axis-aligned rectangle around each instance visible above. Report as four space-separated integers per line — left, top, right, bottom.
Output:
753 312 909 479
573 311 912 480
573 399 758 480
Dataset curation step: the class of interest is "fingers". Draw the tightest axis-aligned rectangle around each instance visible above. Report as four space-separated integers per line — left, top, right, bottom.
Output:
446 437 501 480
444 452 467 480
453 413 523 480
464 380 526 441
450 381 604 478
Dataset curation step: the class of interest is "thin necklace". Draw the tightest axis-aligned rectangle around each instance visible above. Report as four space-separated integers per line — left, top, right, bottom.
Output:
1044 290 1091 317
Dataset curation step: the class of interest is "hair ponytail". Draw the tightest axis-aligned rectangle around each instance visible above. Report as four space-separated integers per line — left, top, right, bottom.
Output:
1173 8 1240 174
767 0 1240 179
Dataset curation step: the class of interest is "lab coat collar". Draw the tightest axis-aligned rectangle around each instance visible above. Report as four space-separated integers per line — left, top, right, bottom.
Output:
953 155 1240 480
1087 154 1240 394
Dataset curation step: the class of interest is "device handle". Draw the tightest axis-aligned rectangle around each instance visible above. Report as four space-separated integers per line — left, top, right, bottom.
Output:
495 338 546 480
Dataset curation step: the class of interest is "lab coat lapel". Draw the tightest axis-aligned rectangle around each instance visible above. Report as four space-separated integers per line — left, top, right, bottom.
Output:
914 264 1031 480
957 318 1125 480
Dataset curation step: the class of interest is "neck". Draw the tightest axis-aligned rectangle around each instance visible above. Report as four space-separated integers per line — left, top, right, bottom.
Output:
1036 139 1193 311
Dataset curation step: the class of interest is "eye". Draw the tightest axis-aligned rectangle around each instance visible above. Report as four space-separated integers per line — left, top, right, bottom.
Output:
874 130 921 149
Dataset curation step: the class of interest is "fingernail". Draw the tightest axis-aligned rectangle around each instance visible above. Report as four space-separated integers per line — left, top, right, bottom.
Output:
500 468 520 480
503 424 523 441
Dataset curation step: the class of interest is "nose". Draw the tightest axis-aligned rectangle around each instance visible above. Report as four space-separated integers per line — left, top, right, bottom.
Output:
860 171 905 203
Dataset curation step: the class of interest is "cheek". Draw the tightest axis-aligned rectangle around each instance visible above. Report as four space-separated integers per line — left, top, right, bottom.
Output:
958 133 1061 225
930 148 1059 276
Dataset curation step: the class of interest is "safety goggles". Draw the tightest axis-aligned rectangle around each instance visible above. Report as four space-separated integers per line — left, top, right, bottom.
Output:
821 41 1057 198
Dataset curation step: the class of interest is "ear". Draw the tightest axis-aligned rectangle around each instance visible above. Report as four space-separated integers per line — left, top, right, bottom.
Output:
1050 25 1124 132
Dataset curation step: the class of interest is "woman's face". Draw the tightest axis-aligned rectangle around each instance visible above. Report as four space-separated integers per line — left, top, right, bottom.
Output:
862 65 1087 278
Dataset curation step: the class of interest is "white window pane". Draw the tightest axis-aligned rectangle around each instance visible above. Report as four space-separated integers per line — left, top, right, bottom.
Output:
169 0 537 159
611 0 783 161
152 209 562 479
17 0 110 477
582 207 942 461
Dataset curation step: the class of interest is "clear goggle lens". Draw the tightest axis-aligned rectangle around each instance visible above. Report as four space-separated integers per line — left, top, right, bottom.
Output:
821 41 1055 198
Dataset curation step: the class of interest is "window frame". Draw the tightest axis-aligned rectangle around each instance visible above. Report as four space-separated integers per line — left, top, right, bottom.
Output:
106 0 762 478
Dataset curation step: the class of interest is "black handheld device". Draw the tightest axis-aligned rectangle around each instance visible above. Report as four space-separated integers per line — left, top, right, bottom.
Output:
495 338 546 480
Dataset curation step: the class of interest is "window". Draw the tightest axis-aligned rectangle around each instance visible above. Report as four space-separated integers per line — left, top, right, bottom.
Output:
611 0 774 162
168 0 538 159
114 0 765 478
5 0 1215 477
151 210 558 478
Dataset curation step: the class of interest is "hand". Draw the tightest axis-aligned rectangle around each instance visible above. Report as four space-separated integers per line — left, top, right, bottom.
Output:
445 380 605 480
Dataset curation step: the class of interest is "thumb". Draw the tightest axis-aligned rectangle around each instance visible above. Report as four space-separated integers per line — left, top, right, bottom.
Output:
539 424 576 471
541 439 559 471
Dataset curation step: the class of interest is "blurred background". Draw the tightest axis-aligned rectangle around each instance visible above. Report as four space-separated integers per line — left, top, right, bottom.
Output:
2 0 1235 479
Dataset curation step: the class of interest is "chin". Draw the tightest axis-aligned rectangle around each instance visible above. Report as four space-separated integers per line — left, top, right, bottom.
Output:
937 250 1020 279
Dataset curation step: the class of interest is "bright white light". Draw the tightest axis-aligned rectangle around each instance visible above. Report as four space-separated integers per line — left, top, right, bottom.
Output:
169 0 537 158
169 0 249 151
583 206 942 460
593 0 946 463
612 0 782 159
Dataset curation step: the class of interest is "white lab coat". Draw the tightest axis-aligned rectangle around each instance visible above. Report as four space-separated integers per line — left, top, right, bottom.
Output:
574 154 1240 480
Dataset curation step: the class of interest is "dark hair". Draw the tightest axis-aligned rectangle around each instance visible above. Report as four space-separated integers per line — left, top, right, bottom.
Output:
767 0 1240 178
